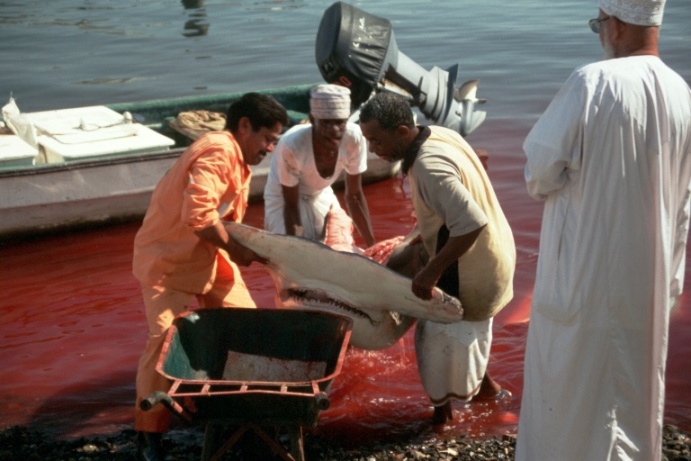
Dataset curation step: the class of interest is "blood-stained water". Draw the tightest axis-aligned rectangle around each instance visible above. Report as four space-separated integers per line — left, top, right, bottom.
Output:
1 150 690 443
1 0 690 448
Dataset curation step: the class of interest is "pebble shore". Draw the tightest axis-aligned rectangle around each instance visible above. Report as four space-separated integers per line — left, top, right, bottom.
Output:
1 424 690 460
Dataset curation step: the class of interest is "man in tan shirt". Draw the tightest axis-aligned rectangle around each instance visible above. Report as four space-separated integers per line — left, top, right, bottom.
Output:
360 92 516 426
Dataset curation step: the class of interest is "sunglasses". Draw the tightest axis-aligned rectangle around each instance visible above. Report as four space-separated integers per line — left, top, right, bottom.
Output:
588 16 610 33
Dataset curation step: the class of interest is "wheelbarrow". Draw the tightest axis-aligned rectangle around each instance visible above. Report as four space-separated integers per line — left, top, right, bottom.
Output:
141 307 352 461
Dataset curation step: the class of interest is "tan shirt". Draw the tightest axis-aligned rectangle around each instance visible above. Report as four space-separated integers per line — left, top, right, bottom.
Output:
409 126 515 320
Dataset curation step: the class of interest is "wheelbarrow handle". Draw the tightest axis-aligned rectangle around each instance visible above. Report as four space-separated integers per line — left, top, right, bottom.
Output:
140 391 169 411
316 391 330 410
140 391 194 424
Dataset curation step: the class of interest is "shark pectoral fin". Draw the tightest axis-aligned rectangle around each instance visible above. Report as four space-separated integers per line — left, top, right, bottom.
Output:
390 311 415 326
348 311 416 350
389 312 416 337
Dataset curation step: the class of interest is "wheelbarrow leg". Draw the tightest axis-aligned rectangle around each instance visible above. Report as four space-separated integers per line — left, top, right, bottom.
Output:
288 425 305 461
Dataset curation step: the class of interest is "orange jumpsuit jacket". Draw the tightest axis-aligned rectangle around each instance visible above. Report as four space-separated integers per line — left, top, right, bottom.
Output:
132 131 251 293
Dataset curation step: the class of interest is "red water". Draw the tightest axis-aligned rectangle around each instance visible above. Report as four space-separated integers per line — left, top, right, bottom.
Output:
1 145 690 444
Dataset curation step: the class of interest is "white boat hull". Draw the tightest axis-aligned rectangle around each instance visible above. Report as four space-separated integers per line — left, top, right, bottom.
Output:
0 150 399 239
0 151 178 238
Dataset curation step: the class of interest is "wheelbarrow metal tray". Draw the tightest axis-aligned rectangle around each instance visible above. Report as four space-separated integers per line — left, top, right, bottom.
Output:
156 307 352 426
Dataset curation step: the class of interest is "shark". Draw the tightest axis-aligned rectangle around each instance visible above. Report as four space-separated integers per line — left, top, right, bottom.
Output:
225 222 463 350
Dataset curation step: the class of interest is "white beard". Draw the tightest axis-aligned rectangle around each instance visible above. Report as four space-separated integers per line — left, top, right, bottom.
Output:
601 28 616 59
603 40 616 59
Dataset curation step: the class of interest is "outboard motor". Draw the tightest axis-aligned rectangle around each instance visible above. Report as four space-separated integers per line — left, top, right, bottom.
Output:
315 1 486 136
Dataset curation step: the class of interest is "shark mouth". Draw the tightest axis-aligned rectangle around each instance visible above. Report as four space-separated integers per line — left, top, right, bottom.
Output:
282 287 376 323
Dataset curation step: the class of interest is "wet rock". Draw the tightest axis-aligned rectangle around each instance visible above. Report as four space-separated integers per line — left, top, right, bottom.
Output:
0 424 689 460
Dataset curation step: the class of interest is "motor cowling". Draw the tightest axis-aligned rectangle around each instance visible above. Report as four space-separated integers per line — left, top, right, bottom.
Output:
315 1 395 107
315 1 486 136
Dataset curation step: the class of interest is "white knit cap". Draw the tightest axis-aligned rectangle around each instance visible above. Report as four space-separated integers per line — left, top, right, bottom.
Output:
599 0 665 26
310 84 351 120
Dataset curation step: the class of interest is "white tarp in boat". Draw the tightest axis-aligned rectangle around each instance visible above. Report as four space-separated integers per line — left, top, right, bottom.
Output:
1 96 175 164
0 97 39 165
24 105 175 161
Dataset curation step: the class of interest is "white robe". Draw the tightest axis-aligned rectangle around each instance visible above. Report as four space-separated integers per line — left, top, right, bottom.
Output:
517 56 691 461
263 122 367 240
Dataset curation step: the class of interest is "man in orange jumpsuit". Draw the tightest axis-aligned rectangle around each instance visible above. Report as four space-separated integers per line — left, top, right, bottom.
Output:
131 93 288 460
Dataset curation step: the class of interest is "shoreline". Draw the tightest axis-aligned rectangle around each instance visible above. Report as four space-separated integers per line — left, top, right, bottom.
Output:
2 423 689 460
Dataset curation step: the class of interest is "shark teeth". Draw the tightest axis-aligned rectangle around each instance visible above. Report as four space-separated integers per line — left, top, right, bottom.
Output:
282 288 375 323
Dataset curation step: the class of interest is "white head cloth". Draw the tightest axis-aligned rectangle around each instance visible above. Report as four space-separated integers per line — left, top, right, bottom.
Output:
598 0 665 26
310 84 351 120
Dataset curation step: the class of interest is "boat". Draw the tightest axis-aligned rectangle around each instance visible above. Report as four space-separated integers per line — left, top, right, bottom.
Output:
0 85 401 240
0 3 492 241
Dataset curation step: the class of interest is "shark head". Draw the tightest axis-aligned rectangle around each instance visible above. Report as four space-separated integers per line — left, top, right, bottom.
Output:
225 222 463 350
278 286 416 350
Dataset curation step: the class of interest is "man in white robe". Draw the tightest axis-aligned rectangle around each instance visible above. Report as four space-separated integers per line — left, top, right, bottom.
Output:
516 0 691 460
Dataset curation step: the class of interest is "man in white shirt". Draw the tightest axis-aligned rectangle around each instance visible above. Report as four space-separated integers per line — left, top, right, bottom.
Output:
264 84 375 247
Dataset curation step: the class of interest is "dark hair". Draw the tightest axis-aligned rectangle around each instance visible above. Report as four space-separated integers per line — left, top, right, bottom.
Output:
225 92 288 132
359 92 415 131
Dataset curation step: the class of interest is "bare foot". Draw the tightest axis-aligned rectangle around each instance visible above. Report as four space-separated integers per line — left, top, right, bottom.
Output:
471 373 502 402
431 401 454 426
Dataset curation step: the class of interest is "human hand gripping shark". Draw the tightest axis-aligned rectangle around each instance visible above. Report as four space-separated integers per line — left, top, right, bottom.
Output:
225 222 464 350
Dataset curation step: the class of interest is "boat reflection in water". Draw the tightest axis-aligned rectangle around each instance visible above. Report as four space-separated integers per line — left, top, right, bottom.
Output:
181 0 209 37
